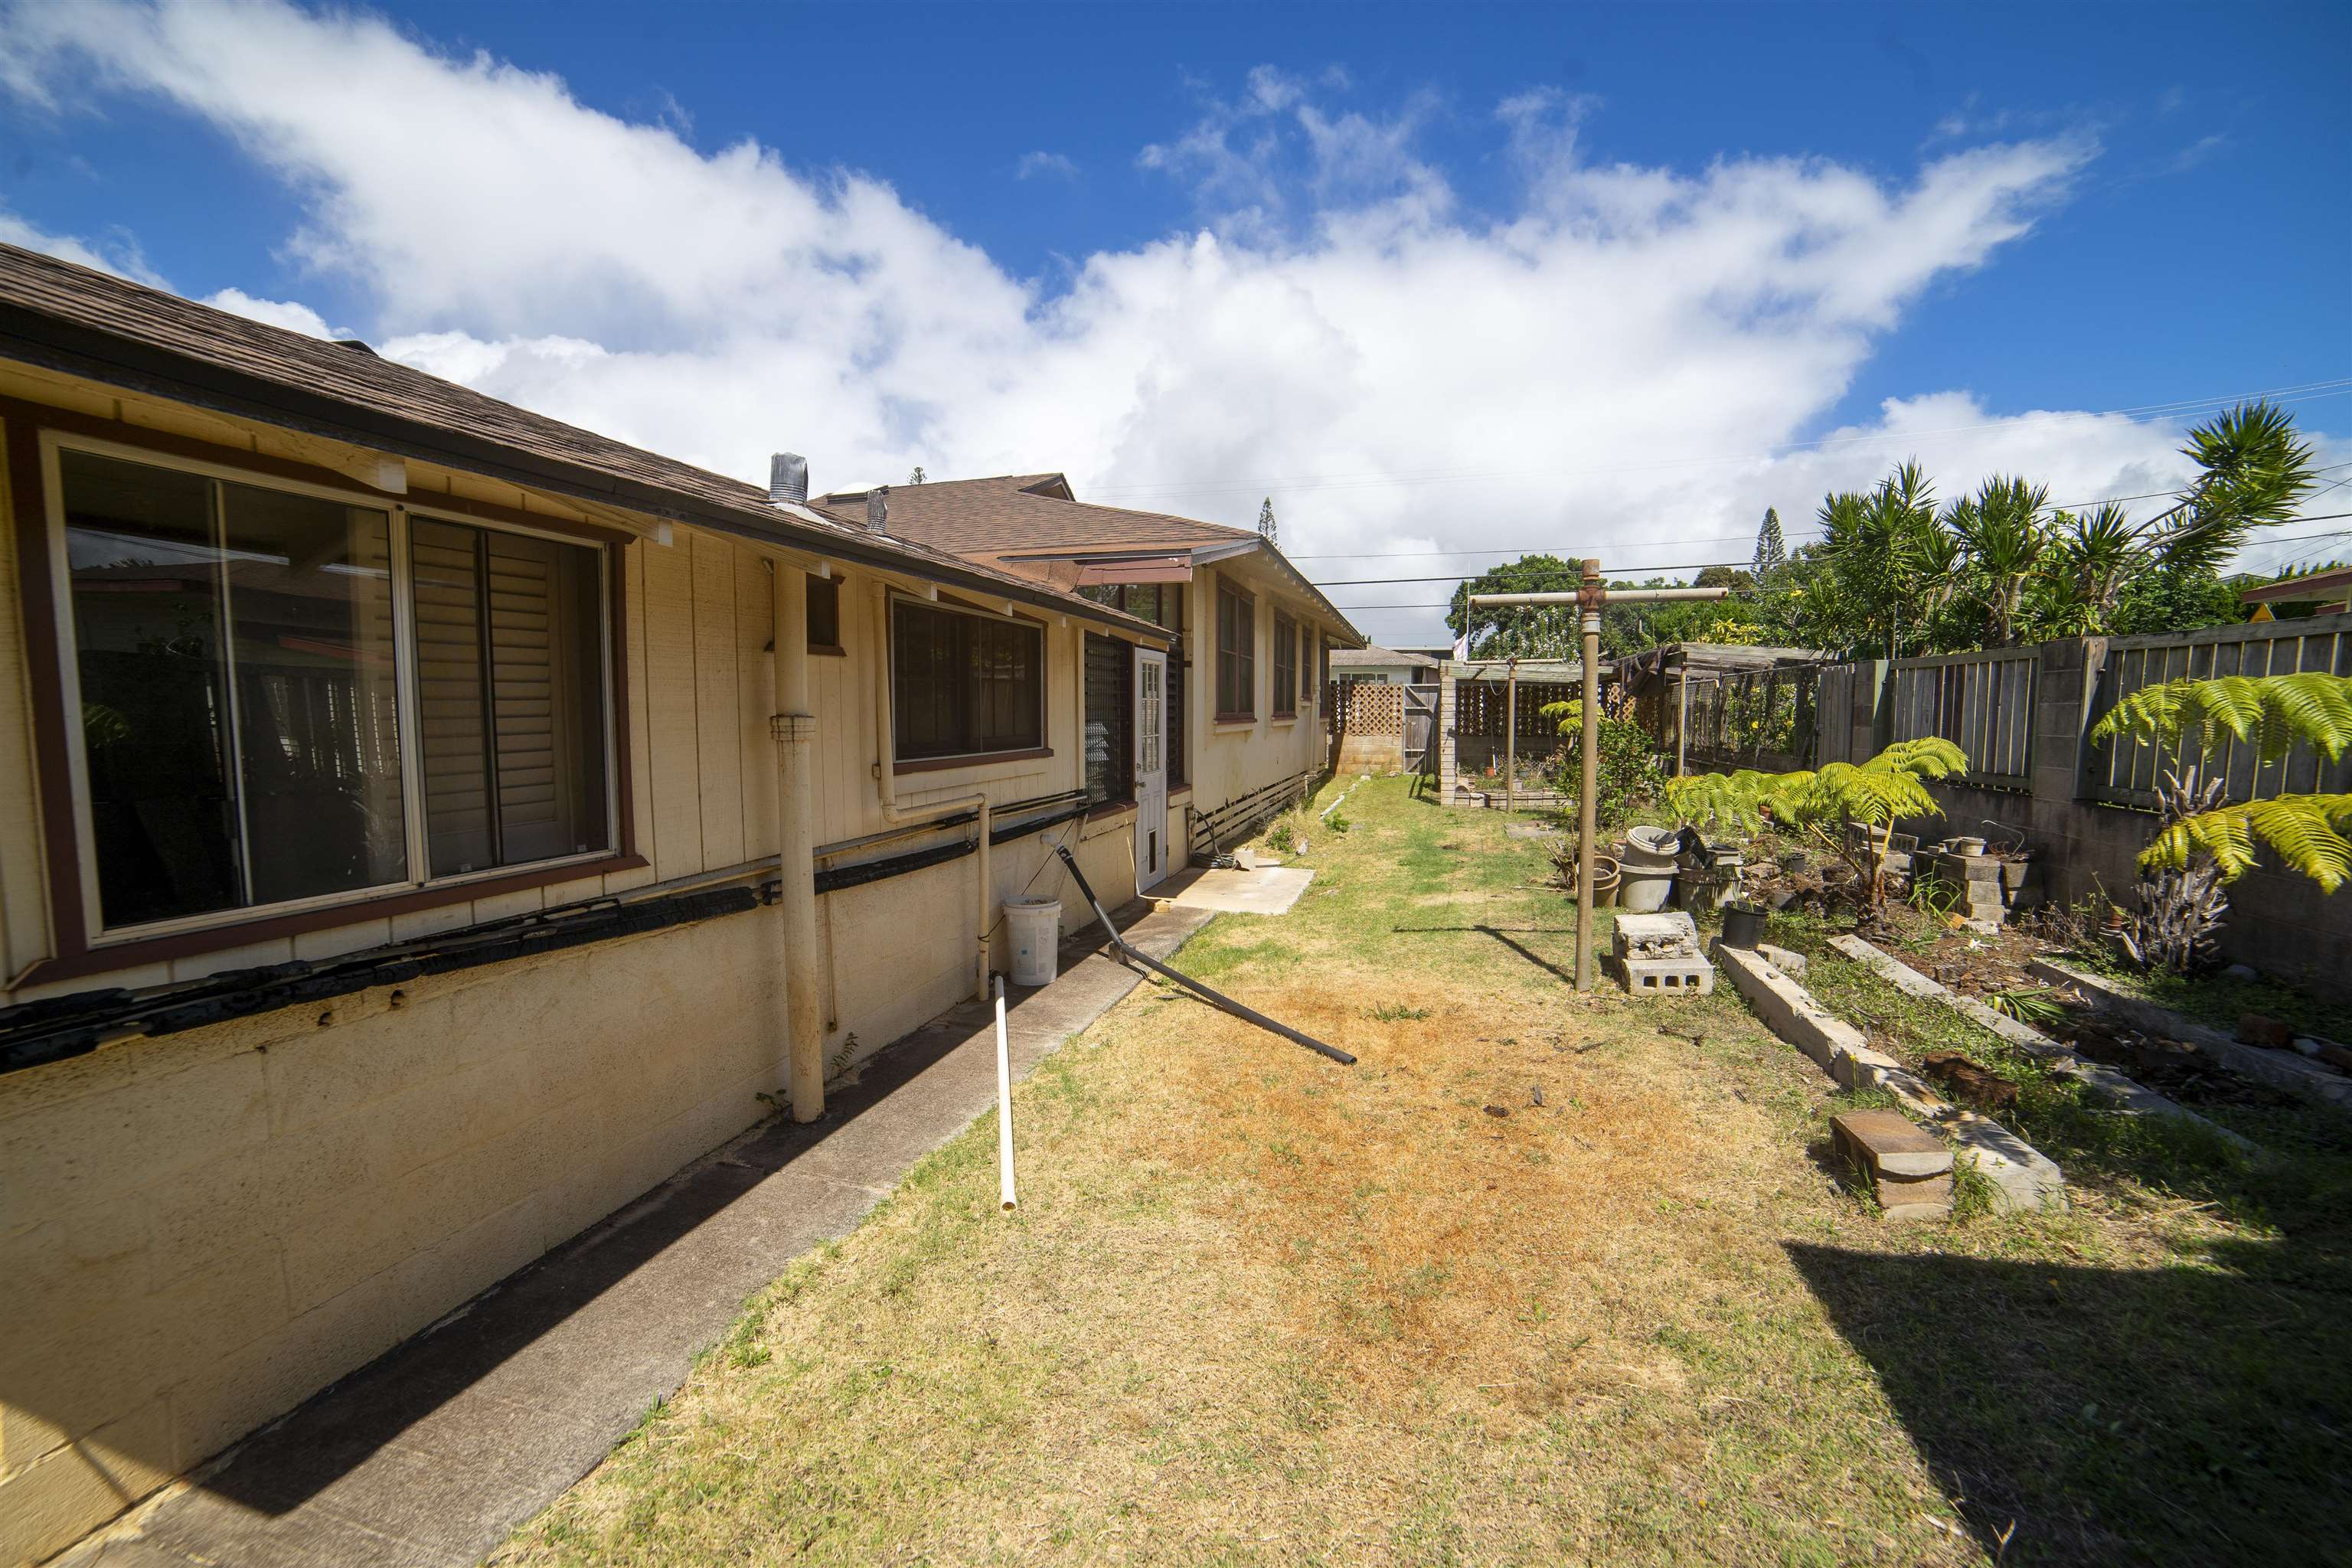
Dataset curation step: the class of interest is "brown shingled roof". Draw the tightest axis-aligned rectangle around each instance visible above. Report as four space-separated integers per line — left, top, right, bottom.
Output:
0 242 1162 639
815 472 1250 561
812 473 1364 644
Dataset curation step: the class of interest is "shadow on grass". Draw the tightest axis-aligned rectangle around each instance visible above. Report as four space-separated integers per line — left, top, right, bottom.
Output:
1784 1235 2352 1568
1392 923 1579 986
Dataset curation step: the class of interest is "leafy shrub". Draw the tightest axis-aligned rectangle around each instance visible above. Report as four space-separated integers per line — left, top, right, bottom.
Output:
1539 700 1665 828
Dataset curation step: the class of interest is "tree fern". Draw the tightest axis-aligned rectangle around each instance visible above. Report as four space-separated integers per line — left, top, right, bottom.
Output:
2141 792 2352 890
1667 739 1967 911
2092 671 2352 763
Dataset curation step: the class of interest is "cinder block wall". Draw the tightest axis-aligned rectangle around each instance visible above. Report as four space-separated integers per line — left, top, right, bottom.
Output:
1891 636 2352 1001
0 909 785 1567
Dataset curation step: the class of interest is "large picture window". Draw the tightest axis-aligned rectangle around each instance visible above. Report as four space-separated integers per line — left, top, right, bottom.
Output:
55 445 614 934
892 599 1044 762
1216 582 1255 720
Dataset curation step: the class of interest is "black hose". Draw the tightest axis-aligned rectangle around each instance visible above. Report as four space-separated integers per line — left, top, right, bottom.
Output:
1053 846 1355 1067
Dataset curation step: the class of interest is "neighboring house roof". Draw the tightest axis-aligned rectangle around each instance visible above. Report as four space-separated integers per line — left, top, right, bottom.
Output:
2243 566 2352 606
0 243 1164 641
813 473 1366 646
1331 644 1437 669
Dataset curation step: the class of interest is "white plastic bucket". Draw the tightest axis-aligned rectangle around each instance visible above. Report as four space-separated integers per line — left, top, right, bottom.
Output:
1005 897 1062 987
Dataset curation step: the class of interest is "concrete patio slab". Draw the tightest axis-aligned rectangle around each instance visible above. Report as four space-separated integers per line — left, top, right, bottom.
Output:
53 900 1215 1568
1155 864 1315 916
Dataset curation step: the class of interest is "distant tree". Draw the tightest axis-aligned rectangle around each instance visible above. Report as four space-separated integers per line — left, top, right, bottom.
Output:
909 466 926 484
1258 497 1277 543
1447 554 1583 658
1751 508 1786 580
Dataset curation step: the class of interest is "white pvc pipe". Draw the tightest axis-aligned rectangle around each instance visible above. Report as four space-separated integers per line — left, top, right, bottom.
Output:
994 975 1018 1212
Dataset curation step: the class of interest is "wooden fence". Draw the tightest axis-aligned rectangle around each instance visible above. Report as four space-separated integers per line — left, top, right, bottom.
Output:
2089 611 2352 808
1886 648 2037 791
1677 665 1820 773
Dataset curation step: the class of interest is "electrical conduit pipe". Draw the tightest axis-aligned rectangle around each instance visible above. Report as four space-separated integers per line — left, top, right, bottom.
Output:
869 581 994 1004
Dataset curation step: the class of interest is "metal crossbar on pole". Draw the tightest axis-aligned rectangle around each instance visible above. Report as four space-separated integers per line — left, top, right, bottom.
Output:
1469 566 1730 991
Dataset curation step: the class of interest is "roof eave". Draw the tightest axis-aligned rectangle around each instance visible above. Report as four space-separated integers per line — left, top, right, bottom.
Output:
0 306 1165 642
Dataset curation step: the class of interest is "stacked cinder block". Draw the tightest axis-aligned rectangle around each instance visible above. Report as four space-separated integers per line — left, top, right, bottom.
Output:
1612 911 1713 995
1922 848 2041 929
1830 1108 1955 1221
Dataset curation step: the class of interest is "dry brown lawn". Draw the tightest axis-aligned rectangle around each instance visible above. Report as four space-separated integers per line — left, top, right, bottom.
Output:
498 779 2346 1568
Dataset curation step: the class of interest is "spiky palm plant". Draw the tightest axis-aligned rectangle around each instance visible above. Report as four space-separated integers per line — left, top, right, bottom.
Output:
1945 475 2051 647
2090 671 2352 971
1666 738 1968 913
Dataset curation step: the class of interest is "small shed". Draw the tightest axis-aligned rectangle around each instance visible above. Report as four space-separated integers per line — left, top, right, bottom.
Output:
1436 657 1594 808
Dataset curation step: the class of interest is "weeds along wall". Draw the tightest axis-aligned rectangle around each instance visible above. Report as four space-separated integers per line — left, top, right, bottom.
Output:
1829 632 2352 1001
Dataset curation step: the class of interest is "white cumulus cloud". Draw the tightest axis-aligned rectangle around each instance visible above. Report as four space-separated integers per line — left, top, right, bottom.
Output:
2 0 2336 645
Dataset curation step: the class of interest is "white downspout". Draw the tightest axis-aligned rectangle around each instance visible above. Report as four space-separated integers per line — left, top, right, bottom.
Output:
771 562 825 1122
869 581 994 1002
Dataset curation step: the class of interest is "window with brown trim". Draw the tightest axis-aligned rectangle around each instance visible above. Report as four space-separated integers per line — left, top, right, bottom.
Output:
53 443 615 934
891 598 1044 762
1272 613 1298 718
1216 581 1255 720
807 574 842 653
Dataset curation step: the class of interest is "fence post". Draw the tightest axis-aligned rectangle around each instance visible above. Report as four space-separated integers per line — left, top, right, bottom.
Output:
2030 635 2106 805
1850 658 1890 761
1437 666 1459 806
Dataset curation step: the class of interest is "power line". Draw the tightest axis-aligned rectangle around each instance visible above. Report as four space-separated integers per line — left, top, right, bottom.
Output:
1319 511 2352 610
1285 462 2352 565
1083 377 2352 502
1308 509 2352 590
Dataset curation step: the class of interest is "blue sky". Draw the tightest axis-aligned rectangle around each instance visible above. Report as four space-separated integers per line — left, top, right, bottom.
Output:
2 0 2347 643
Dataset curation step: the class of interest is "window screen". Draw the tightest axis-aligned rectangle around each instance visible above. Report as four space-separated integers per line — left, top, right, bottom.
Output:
1272 615 1297 717
1083 633 1132 805
1216 583 1255 718
892 601 1044 760
807 575 841 651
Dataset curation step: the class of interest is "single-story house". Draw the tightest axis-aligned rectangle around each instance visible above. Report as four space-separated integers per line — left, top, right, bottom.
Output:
0 241 1354 1562
1330 642 1441 687
811 475 1363 859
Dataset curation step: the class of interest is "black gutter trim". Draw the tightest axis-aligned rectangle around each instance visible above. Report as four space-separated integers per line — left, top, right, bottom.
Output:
0 310 1168 642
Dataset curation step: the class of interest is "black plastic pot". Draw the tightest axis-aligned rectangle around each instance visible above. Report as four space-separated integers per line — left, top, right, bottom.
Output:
1719 900 1769 951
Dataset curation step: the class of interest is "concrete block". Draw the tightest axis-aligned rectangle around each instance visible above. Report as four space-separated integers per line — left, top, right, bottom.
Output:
1612 910 1701 959
2033 957 2352 1108
1756 942 1808 976
1618 954 1714 995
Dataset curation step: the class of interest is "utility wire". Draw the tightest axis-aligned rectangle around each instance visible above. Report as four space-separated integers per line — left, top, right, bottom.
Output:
1321 511 2352 611
1283 461 2352 564
1308 509 2352 589
1083 377 2352 501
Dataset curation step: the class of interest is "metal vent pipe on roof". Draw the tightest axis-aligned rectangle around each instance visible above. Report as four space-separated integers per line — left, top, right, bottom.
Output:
769 452 809 505
867 485 890 534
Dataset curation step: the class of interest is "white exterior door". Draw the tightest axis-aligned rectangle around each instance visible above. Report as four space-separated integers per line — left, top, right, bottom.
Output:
1133 649 1169 890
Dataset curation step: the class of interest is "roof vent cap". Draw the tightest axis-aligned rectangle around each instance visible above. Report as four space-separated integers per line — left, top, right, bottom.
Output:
768 452 808 506
867 485 890 534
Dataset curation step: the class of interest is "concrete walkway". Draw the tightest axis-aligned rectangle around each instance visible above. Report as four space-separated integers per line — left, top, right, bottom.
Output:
58 901 1215 1568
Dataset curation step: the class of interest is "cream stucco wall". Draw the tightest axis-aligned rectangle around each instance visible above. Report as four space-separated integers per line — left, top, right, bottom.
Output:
0 370 1163 1563
1181 560 1333 818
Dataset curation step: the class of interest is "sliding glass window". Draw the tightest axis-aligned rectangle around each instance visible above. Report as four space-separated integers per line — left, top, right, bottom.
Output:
56 444 612 935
